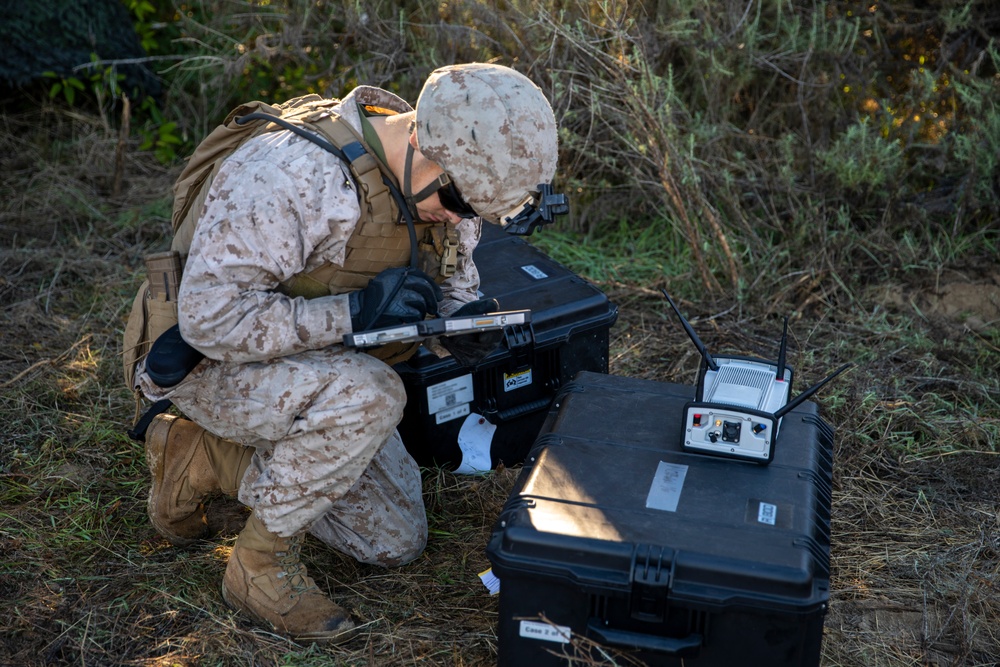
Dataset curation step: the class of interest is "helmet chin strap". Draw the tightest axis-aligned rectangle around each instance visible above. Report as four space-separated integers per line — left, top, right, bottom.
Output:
403 143 450 222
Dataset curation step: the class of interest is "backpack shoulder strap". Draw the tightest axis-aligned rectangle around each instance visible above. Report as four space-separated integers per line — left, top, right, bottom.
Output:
296 108 398 225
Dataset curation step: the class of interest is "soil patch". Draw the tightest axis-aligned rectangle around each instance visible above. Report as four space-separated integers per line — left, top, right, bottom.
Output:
874 270 1000 332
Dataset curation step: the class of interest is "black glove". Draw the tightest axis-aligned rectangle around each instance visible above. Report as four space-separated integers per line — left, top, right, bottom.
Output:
440 298 505 367
348 267 443 331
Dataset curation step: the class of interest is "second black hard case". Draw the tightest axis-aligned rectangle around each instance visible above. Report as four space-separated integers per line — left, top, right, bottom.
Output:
486 371 834 667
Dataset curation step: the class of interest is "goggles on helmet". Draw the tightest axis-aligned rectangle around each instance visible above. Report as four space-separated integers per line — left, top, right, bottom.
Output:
437 178 478 219
403 143 479 220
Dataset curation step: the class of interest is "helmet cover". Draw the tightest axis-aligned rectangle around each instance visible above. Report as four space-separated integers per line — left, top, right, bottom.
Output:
415 63 558 222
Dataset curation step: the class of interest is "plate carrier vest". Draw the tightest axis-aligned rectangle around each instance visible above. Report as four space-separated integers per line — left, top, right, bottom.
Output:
123 94 458 391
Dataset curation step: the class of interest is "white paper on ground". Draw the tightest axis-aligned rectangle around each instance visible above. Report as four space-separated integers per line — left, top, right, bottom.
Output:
455 412 495 474
478 567 500 595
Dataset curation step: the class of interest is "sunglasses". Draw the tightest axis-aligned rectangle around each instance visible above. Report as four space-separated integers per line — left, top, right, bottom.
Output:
437 179 478 219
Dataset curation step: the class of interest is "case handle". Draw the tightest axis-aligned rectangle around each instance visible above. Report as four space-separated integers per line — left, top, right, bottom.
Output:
587 620 702 657
494 397 552 422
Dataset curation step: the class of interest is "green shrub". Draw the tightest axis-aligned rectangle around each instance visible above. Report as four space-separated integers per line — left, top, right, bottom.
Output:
815 119 906 199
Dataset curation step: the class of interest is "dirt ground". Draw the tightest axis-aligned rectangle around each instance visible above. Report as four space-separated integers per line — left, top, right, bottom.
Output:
876 270 1000 333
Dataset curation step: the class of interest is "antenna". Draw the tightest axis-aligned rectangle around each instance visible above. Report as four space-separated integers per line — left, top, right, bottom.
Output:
776 316 789 382
773 363 853 420
661 290 719 371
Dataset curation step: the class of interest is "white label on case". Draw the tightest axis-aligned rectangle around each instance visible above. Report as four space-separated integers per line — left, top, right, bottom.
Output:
435 403 470 425
645 461 689 512
757 501 778 525
519 620 571 644
520 264 548 280
426 374 474 414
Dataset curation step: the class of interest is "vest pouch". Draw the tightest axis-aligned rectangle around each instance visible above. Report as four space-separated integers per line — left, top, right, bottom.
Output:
122 251 183 390
142 251 183 380
326 269 380 295
144 293 180 360
122 281 178 387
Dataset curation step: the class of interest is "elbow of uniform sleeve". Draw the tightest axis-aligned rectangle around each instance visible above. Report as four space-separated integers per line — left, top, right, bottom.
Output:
174 284 270 361
175 298 230 360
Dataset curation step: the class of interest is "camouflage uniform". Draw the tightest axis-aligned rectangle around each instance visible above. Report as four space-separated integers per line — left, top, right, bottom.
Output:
137 85 482 561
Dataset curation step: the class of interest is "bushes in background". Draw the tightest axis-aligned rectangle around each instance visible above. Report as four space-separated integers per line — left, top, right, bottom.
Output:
13 0 997 294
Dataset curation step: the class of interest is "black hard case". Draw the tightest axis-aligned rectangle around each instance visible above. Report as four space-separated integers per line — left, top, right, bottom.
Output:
486 371 833 667
393 226 618 470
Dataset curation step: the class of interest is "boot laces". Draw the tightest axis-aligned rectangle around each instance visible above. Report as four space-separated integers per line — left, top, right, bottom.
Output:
274 536 319 599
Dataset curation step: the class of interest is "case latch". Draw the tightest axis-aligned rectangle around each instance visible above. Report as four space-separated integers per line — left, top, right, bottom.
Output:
502 322 535 367
630 544 674 623
503 322 534 350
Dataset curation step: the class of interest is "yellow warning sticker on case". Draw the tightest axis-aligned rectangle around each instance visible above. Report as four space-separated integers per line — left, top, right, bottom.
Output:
503 368 532 392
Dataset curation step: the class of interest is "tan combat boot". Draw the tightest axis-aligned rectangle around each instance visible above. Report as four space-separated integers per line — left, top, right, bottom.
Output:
222 513 358 643
145 413 254 545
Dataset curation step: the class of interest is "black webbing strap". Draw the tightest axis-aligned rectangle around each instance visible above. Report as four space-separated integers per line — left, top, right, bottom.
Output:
236 111 350 162
127 398 173 443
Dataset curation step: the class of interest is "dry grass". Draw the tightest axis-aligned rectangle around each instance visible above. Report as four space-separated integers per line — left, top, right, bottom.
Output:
2 89 1000 667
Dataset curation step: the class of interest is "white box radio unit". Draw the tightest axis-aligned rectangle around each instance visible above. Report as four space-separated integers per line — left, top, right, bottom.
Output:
663 291 850 464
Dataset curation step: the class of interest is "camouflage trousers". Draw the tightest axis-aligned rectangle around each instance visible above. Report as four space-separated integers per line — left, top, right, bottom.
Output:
139 346 427 566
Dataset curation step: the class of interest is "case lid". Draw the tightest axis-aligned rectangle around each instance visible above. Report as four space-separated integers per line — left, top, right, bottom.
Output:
399 226 618 371
488 373 832 614
472 225 617 346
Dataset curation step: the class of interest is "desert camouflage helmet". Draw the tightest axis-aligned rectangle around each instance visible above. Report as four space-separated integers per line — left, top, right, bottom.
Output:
415 63 558 222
